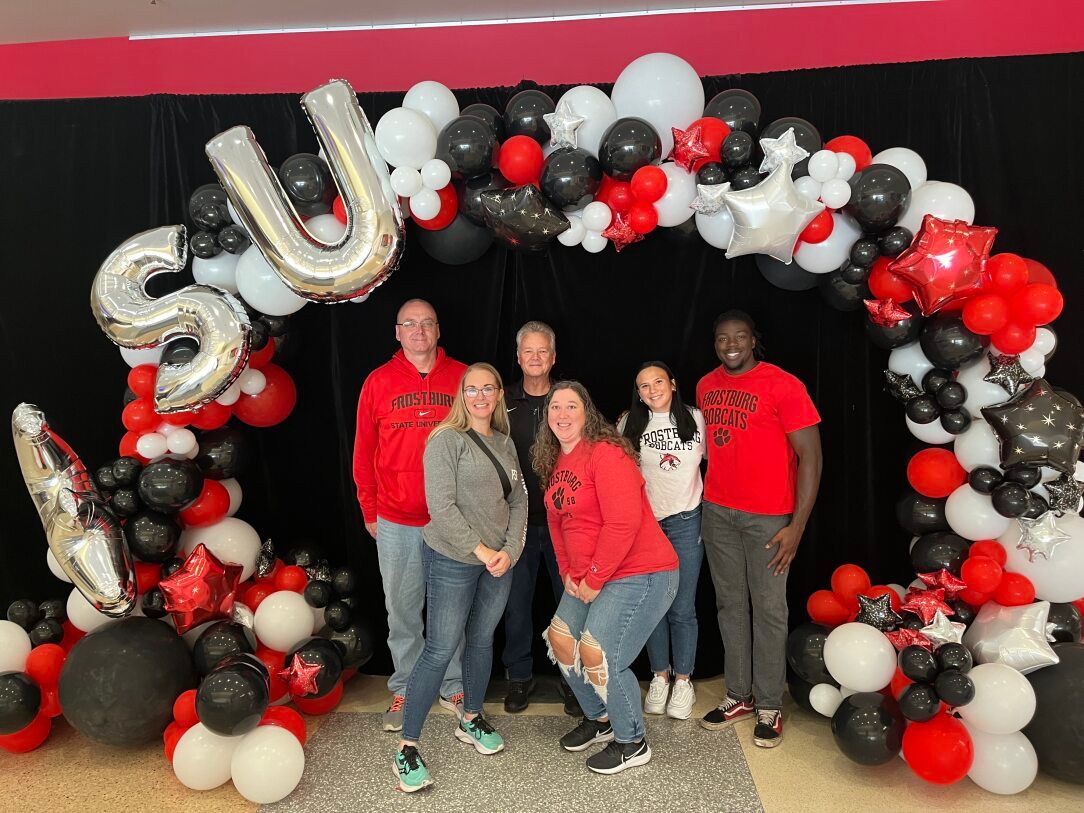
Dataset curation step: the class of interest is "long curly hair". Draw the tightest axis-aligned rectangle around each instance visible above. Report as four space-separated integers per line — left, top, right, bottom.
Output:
531 380 637 485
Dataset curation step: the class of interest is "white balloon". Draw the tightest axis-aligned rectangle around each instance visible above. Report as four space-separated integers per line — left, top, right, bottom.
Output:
230 725 306 804
156 421 181 436
581 201 613 232
793 212 861 274
962 722 1038 795
556 85 618 157
906 416 954 445
898 181 975 234
610 53 705 158
833 152 857 181
887 583 907 602
165 428 196 455
956 663 1036 735
120 346 161 368
217 381 242 407
238 368 267 396
136 432 168 460
998 511 1084 602
807 150 839 183
374 107 437 170
420 158 451 191
953 419 1001 471
870 147 927 192
823 622 897 692
839 686 858 699
695 208 735 250
409 188 441 220
888 340 933 382
1017 348 1045 376
253 590 314 652
221 478 243 517
46 547 73 583
235 246 307 317
557 215 586 247
1033 327 1057 357
305 213 347 244
581 231 608 253
819 178 852 209
181 517 261 581
66 587 120 633
192 251 241 294
390 166 423 198
653 163 697 227
957 355 1014 416
793 176 822 203
0 620 31 672
945 484 1010 541
173 723 242 791
809 683 844 717
402 80 460 133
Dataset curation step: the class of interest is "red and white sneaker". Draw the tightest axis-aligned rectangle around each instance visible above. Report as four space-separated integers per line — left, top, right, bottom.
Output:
699 694 755 730
753 708 783 748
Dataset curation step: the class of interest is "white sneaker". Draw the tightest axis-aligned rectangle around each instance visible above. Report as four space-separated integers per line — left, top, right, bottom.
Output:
666 678 695 720
644 675 670 715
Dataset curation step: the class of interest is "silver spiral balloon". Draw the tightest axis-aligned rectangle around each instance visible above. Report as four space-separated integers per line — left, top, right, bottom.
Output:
205 79 403 302
12 404 136 617
90 225 251 412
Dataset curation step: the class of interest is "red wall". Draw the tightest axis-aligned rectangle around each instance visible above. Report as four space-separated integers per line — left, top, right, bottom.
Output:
3 0 1084 100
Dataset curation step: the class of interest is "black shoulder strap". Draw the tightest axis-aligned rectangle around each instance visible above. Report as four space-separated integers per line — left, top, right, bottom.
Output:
465 429 512 499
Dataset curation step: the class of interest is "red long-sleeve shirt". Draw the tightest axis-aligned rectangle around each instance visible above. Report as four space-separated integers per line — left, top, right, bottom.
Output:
545 439 678 591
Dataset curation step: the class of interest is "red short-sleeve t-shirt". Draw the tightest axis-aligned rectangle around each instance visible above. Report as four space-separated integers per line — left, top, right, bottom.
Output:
696 361 820 515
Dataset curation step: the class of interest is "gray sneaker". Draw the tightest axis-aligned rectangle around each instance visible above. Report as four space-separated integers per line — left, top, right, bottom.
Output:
439 691 465 721
382 694 405 732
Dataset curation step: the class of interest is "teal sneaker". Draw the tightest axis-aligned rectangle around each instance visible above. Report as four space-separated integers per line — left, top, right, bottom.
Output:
454 714 505 755
393 745 433 792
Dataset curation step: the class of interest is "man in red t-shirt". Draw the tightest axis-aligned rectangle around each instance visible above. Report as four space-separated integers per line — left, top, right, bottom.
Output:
695 310 822 749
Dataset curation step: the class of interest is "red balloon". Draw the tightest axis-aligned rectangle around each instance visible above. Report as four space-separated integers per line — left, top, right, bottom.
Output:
825 135 872 171
0 712 51 754
274 565 309 593
255 558 283 585
990 320 1036 354
119 431 147 463
173 689 199 728
293 680 343 715
247 341 276 370
906 449 967 498
178 480 230 527
24 644 66 688
40 687 62 718
986 253 1029 295
497 135 544 186
134 561 162 593
993 572 1035 606
957 588 990 607
902 712 973 784
412 184 458 231
159 410 195 427
607 181 635 215
261 705 308 746
688 116 730 171
122 397 160 433
627 202 658 234
868 257 913 302
1072 597 1084 618
241 583 275 611
1023 257 1056 287
960 555 1003 594
864 585 902 613
969 540 1007 566
1010 283 1063 326
127 364 157 399
594 174 616 206
255 646 290 703
798 208 834 244
233 364 297 427
59 620 85 653
831 564 872 611
630 165 668 204
163 720 185 762
806 589 850 627
962 293 1009 335
332 195 347 225
189 400 232 431
890 666 914 700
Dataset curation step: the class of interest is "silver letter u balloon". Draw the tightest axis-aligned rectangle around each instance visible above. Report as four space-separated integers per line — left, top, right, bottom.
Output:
205 79 404 302
12 404 136 617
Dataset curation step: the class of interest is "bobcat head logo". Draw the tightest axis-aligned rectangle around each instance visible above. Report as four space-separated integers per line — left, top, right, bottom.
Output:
659 453 681 471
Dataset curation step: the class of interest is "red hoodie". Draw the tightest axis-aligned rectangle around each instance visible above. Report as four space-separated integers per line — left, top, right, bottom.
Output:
353 348 467 526
545 440 678 591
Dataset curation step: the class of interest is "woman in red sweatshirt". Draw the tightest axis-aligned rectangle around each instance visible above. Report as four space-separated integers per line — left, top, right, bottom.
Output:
534 380 678 776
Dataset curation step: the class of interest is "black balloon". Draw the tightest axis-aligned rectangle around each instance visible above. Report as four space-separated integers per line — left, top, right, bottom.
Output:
761 117 822 177
112 457 142 487
189 184 230 230
992 482 1031 518
58 618 195 745
195 426 249 480
285 637 343 698
539 148 602 211
248 318 270 352
1023 492 1051 520
879 226 913 258
1046 603 1083 644
324 600 352 632
936 642 973 674
850 239 880 268
785 623 835 686
948 600 978 627
905 395 940 424
696 162 728 186
503 89 554 145
968 466 1003 494
29 617 64 646
193 621 255 677
321 621 374 669
910 531 970 576
598 117 662 181
195 653 269 736
899 645 939 683
922 368 953 395
437 116 498 180
460 103 506 142
0 672 41 735
38 599 66 622
457 172 511 226
218 224 250 254
728 166 763 191
866 302 924 350
939 408 972 435
896 491 949 536
161 337 199 366
278 153 334 216
818 266 870 312
830 692 905 765
920 314 986 370
898 683 940 722
7 598 41 630
935 381 966 409
304 580 333 609
480 185 569 251
1004 466 1043 488
141 588 168 619
137 459 203 513
786 671 815 713
705 89 762 135
721 130 755 169
840 262 870 285
161 557 184 578
935 670 975 707
414 214 494 266
755 254 819 291
1024 642 1084 784
844 164 911 232
189 230 220 259
111 488 142 517
331 567 357 596
95 464 118 492
261 314 289 338
125 510 181 563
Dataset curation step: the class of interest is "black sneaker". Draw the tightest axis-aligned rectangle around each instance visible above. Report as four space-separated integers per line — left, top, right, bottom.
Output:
558 679 583 717
504 678 535 713
586 739 652 775
700 694 755 730
559 717 614 752
753 708 783 748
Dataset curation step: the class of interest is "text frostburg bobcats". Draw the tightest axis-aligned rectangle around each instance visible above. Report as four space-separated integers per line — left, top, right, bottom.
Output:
700 388 759 430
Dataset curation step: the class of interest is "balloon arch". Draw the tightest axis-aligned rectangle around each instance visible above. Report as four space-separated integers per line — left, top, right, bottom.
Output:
3 52 1083 799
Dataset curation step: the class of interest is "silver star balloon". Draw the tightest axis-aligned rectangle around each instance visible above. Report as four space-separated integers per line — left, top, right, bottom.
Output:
983 352 1034 397
543 101 586 150
920 610 966 646
255 537 276 578
885 370 924 402
758 127 809 174
1016 512 1072 561
1041 473 1084 514
690 182 731 215
721 161 825 263
963 600 1060 674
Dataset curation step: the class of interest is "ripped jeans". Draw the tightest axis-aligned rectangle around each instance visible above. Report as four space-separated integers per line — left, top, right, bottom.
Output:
544 569 677 743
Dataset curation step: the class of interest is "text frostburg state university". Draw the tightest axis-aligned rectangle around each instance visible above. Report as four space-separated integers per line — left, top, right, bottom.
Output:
699 388 759 431
390 391 455 411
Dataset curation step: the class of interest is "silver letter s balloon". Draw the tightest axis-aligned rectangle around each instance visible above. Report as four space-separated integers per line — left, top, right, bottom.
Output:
205 79 403 302
12 404 136 617
90 225 251 412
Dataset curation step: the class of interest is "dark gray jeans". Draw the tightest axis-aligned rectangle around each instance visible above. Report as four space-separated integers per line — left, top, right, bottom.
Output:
702 501 791 710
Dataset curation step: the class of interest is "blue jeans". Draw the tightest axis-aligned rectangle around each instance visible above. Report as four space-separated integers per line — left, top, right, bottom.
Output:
645 507 703 676
547 569 678 743
375 517 463 698
401 543 514 742
502 524 563 681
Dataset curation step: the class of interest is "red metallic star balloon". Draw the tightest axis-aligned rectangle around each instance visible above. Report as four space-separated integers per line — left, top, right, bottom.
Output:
885 628 934 651
158 544 242 634
601 211 644 252
900 587 954 626
918 569 968 601
669 125 710 173
278 653 323 697
864 298 912 327
888 215 998 316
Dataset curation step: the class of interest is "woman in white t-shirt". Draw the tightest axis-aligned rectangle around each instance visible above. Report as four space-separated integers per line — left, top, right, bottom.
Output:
617 361 706 720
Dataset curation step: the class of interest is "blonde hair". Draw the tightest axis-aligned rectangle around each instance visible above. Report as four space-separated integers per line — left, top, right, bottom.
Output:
429 363 510 442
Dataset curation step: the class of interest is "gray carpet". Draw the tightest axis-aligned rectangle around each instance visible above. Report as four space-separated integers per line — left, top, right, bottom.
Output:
262 712 763 813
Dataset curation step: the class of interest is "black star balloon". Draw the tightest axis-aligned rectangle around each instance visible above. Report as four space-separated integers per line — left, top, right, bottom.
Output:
983 353 1034 397
855 593 903 631
981 379 1084 474
481 185 570 252
255 538 276 579
1044 473 1084 514
885 370 923 402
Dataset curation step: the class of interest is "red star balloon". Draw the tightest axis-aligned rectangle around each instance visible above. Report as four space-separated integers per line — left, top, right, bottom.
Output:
601 212 644 252
278 653 323 697
158 544 242 634
885 628 934 651
669 125 710 172
888 215 998 316
864 298 912 327
918 569 968 600
900 587 954 626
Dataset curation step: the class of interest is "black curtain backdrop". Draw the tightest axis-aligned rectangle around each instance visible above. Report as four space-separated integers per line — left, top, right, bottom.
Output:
2 53 1082 679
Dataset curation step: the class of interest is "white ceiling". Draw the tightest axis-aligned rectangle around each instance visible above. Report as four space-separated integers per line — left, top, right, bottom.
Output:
0 1 908 45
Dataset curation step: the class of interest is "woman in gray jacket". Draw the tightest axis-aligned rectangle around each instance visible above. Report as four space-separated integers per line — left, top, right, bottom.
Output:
394 362 528 792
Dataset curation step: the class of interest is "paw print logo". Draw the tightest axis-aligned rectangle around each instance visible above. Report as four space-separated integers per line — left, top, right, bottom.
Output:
713 428 732 447
551 486 566 511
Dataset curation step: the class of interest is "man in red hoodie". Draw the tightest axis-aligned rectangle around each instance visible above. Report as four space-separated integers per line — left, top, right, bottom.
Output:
354 298 468 733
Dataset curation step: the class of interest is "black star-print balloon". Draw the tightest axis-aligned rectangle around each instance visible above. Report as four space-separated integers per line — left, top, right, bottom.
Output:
981 379 1084 474
480 184 569 252
255 538 276 578
855 593 903 632
1044 473 1084 514
885 370 923 403
983 352 1034 397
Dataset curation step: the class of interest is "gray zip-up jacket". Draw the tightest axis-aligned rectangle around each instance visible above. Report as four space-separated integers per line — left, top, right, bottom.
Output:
422 427 528 566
